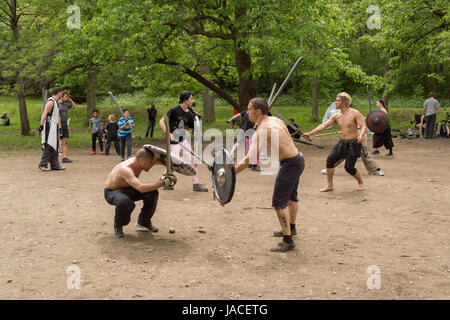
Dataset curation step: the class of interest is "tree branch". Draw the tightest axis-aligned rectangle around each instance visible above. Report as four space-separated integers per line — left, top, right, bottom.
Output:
156 57 240 109
401 22 448 57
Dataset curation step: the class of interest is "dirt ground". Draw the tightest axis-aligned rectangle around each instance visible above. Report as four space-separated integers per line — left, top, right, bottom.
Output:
1 136 449 300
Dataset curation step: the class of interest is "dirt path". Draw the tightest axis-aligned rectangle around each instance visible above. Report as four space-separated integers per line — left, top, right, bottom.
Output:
1 137 449 299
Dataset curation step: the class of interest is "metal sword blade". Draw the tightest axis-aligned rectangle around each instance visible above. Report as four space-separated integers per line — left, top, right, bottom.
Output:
164 115 172 173
268 83 277 105
108 92 126 118
269 56 304 109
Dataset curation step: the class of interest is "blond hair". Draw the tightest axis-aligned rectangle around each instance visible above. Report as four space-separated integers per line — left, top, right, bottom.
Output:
337 92 352 106
108 114 116 122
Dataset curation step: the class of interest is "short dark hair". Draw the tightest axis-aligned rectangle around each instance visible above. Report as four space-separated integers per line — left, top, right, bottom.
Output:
52 87 62 95
136 148 154 160
249 97 269 115
429 92 435 98
92 109 99 113
122 108 129 113
179 91 194 104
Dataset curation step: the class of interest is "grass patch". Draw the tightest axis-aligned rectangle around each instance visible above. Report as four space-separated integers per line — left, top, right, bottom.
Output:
1 94 448 152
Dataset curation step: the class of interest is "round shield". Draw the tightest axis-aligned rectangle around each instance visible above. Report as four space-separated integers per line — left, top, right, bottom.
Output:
143 144 196 176
322 102 340 129
211 148 236 204
366 110 389 134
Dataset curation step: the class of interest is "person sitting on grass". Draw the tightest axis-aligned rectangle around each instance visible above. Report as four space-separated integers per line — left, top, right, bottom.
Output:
415 114 426 138
1 112 10 126
436 121 450 138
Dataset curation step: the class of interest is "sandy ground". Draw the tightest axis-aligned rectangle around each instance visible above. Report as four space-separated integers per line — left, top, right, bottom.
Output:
0 136 449 300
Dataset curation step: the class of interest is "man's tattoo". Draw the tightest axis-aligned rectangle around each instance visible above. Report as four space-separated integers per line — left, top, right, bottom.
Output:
281 216 288 229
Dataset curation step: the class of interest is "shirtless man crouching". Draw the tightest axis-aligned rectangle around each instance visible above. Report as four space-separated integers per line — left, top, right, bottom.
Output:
235 98 305 252
303 92 366 192
104 148 173 238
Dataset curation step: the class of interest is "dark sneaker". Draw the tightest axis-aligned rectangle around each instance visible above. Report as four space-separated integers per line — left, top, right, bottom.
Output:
273 229 297 237
121 157 125 161
39 166 51 171
51 166 66 170
62 157 73 163
136 222 158 233
371 150 380 155
193 184 208 192
385 153 393 157
251 165 261 172
114 225 124 238
270 241 295 252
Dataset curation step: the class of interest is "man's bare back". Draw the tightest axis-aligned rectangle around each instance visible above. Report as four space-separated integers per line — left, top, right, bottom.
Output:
105 158 141 190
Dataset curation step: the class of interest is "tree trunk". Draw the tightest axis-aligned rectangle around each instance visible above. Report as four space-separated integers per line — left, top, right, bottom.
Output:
235 46 256 111
234 7 256 111
433 65 438 94
17 76 30 135
10 0 30 135
383 51 392 107
312 74 318 119
86 63 97 123
200 64 215 121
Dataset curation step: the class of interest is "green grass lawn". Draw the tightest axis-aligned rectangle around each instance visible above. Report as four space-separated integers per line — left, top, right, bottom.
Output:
1 94 448 152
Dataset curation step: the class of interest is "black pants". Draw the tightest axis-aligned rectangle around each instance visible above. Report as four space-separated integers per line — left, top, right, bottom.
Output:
120 133 132 159
326 139 360 176
145 120 156 138
104 187 159 227
425 114 436 139
39 144 61 169
272 153 305 210
105 135 120 155
92 132 103 152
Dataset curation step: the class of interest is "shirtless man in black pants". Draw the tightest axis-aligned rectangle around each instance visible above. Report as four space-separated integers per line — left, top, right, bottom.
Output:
235 98 305 252
303 92 366 192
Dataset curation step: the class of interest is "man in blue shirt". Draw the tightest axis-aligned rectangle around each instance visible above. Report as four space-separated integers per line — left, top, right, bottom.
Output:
118 109 135 161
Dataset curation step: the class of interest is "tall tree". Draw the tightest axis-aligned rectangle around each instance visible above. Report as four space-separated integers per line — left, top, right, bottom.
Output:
93 0 344 111
0 0 70 135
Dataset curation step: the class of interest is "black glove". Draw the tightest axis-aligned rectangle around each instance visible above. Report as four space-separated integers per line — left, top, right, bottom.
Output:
38 125 44 132
59 128 63 136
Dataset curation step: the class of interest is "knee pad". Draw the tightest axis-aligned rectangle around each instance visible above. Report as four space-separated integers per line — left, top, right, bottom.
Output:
143 190 159 201
345 165 357 176
119 200 135 212
326 157 335 169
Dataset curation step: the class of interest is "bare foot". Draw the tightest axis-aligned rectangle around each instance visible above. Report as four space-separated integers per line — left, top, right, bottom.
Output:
320 185 334 192
357 184 365 191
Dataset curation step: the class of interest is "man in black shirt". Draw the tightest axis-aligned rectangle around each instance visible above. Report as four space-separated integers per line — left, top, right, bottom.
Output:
145 102 157 139
105 114 121 155
159 91 208 192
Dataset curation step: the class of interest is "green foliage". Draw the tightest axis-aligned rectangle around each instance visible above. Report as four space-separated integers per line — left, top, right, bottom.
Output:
1 94 448 151
1 0 448 138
